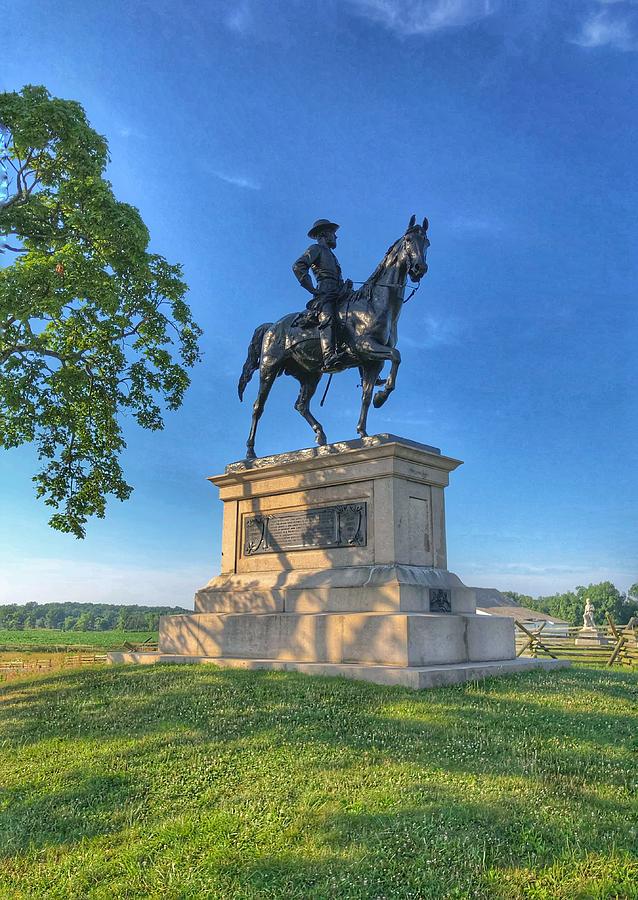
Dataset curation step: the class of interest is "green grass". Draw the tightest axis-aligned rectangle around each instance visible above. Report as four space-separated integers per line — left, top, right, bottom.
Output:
0 666 636 899
0 628 155 652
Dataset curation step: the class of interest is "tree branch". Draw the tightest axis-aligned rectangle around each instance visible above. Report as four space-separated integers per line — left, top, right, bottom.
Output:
0 345 71 366
0 191 24 211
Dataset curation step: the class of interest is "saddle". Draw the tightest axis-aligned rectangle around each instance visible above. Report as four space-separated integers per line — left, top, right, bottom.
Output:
291 309 320 329
292 281 355 330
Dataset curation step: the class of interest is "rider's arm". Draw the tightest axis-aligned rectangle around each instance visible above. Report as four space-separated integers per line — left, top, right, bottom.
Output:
292 244 320 295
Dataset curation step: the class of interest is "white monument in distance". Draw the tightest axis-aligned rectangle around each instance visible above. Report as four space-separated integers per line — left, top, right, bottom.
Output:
575 597 608 646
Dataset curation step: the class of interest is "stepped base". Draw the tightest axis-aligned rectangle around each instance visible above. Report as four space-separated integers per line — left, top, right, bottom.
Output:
106 653 569 689
107 436 572 690
195 566 475 614
158 610 515 666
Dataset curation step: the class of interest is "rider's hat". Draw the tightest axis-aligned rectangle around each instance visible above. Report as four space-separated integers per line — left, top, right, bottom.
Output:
308 219 340 239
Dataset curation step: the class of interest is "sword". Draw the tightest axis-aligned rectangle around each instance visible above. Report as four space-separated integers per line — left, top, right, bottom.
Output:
320 373 333 407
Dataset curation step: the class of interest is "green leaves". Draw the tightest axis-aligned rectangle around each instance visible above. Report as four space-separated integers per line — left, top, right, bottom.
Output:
0 85 201 537
516 582 638 626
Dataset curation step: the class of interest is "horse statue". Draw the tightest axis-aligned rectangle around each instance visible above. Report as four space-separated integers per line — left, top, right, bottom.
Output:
238 214 430 459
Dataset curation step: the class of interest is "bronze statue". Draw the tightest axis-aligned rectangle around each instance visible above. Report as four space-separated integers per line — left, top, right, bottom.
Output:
239 214 429 459
292 219 352 370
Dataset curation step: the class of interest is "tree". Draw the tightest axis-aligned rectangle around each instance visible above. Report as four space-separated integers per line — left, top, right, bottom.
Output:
502 591 534 607
74 611 93 631
523 590 580 625
574 582 626 624
0 86 201 537
44 606 64 629
519 581 635 626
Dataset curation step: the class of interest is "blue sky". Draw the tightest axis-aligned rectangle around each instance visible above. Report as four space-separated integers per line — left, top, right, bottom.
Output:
1 0 637 606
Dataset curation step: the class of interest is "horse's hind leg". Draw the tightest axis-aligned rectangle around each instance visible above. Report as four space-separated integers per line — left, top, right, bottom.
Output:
246 368 276 459
294 373 326 446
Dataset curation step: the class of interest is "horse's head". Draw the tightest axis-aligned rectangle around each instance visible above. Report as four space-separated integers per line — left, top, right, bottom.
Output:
401 213 429 282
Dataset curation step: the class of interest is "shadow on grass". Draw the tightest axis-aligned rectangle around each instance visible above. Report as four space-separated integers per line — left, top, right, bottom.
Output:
0 771 136 855
203 804 637 899
0 665 636 897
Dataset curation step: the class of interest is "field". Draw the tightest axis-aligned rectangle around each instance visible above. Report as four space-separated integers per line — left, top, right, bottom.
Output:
0 628 156 652
0 665 636 899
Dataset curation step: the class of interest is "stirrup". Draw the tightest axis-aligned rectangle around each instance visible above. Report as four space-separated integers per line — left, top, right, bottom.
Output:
321 352 343 372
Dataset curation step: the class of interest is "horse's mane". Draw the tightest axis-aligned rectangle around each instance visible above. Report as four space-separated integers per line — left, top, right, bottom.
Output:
357 237 403 305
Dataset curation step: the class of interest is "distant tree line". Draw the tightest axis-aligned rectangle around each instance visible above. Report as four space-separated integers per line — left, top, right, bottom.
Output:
503 581 638 627
0 602 191 632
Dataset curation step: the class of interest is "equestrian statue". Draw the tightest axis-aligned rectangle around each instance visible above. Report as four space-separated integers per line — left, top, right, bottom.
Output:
238 214 429 459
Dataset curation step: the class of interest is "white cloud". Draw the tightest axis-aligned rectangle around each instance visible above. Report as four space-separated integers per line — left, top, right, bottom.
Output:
349 0 498 36
402 314 462 348
117 126 146 140
571 7 638 50
0 558 205 607
225 1 254 35
376 412 436 428
449 214 503 234
348 0 638 50
209 170 261 191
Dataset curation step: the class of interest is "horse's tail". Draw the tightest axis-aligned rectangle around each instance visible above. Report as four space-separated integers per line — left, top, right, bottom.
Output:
238 322 271 401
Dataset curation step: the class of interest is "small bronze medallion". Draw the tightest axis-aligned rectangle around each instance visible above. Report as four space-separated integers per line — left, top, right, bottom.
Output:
429 589 451 613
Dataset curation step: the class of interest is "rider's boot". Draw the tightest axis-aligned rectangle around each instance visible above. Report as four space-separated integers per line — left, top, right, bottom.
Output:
319 324 341 370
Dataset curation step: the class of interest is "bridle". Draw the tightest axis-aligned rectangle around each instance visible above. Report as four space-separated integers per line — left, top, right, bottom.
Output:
352 229 427 303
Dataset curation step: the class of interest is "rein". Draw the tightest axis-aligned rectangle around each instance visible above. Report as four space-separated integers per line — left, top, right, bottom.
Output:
350 238 424 303
402 280 420 304
351 278 421 303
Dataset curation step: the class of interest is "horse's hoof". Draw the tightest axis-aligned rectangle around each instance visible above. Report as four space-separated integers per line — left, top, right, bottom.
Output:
357 429 368 439
315 432 327 447
373 391 387 409
245 447 256 460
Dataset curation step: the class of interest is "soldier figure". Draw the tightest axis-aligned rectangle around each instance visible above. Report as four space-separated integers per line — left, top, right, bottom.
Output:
583 597 596 629
292 218 351 370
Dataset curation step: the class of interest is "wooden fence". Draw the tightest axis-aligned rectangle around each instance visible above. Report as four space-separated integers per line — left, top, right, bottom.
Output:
122 638 159 652
515 615 638 668
0 653 108 682
0 639 159 683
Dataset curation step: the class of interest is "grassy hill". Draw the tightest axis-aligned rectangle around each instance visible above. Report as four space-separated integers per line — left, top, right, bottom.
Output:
0 665 636 899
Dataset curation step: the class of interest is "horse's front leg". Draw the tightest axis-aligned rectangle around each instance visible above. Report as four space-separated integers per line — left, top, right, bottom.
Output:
357 363 383 438
373 347 401 408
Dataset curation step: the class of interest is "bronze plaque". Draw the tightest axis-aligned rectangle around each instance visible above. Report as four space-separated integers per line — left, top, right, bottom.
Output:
243 503 367 555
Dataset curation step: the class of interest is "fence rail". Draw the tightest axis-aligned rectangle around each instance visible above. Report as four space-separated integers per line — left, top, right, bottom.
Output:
0 653 109 681
0 638 159 682
515 616 638 667
62 654 109 667
122 639 159 652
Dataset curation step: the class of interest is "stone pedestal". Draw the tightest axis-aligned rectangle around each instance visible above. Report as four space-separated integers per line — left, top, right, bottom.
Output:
109 434 567 687
575 627 609 646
